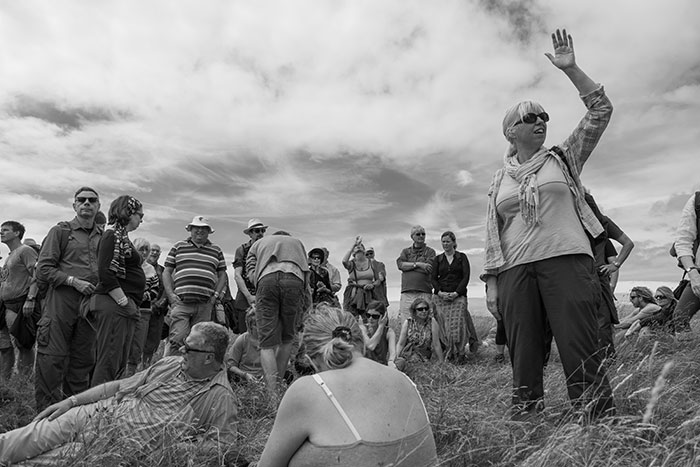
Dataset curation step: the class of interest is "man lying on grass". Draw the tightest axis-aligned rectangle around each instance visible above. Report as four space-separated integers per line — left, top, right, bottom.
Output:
0 322 241 466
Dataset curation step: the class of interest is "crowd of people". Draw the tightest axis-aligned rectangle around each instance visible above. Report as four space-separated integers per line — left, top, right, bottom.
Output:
1 28 699 466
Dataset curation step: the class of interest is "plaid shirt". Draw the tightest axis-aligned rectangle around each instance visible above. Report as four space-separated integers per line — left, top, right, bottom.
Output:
111 356 237 450
482 85 612 277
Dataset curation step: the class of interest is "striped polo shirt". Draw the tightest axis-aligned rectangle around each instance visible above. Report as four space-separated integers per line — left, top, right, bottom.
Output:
164 238 227 303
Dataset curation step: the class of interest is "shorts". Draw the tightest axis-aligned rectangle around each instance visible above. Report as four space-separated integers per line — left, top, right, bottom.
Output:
255 272 304 349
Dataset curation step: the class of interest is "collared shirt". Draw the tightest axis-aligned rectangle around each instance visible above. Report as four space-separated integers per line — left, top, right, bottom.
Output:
165 238 227 303
36 217 102 287
0 245 37 301
113 356 237 449
396 244 436 294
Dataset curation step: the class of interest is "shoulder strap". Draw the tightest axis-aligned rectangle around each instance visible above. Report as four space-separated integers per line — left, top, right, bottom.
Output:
312 374 361 441
693 192 700 256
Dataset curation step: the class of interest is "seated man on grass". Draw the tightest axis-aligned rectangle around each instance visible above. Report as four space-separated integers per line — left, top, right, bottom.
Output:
0 322 242 466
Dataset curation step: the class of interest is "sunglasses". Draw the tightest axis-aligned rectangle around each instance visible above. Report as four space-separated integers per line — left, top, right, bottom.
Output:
415 306 429 312
182 343 213 354
367 313 382 320
513 112 550 126
251 228 266 234
414 232 426 237
654 295 668 300
366 251 374 255
629 295 638 299
75 197 99 204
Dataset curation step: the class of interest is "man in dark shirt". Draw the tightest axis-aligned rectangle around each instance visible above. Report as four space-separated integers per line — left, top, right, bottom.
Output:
232 218 267 333
34 187 103 410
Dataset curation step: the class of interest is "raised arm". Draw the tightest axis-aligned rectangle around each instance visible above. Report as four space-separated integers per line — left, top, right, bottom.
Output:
545 29 597 96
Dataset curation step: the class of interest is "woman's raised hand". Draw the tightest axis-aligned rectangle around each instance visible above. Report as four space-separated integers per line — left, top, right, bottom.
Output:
545 28 576 70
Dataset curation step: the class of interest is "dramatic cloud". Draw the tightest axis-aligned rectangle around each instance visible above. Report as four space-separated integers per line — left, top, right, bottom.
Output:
1 0 699 297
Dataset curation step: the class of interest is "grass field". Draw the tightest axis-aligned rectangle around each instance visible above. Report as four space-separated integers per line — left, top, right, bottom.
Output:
2 306 700 466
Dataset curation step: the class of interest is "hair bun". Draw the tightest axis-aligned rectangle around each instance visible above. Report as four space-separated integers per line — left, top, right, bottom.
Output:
332 326 352 341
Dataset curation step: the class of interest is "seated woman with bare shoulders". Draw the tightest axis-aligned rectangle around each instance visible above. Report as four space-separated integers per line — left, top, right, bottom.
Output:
257 307 438 467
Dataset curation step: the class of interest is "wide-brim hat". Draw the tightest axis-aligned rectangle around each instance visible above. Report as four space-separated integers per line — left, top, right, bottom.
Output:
243 218 268 235
308 248 326 263
186 215 214 233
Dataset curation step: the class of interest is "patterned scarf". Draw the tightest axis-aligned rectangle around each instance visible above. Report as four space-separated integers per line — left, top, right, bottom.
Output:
109 197 142 279
503 147 551 226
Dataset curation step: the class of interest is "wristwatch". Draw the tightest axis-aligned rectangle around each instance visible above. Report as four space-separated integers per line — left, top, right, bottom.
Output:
685 265 699 274
612 260 621 268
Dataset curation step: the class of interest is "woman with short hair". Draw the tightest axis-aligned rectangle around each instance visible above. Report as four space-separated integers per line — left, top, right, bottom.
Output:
482 29 614 419
92 196 146 386
258 307 437 466
359 301 397 367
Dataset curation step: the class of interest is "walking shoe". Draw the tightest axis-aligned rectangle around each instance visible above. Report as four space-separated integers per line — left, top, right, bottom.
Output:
494 353 505 364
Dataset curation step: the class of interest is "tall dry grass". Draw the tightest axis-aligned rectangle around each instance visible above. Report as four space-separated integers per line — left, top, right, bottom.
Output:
2 312 700 466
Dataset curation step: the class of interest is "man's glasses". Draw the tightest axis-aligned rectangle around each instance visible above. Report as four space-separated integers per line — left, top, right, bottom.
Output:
415 306 429 311
251 228 266 234
654 295 667 300
414 232 426 237
513 112 550 126
182 343 213 354
366 251 374 256
75 197 99 204
629 295 638 299
367 313 381 320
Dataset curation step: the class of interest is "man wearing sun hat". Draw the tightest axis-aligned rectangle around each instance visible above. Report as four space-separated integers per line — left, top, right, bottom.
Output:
231 218 268 333
162 216 227 356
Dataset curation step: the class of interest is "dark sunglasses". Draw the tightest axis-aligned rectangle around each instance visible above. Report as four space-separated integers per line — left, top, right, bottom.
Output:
414 232 426 236
75 197 99 204
182 343 213 354
367 313 382 319
366 251 374 255
514 112 550 126
415 306 429 311
654 295 668 300
251 228 266 234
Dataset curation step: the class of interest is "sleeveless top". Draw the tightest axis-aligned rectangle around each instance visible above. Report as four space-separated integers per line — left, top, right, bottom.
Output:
288 374 438 467
366 326 390 365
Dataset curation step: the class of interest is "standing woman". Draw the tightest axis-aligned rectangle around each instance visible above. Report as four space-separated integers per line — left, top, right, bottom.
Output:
92 196 146 386
342 237 382 318
431 231 478 362
483 29 614 419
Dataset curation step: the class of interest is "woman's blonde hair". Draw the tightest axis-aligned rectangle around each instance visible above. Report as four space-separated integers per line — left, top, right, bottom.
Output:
303 307 364 370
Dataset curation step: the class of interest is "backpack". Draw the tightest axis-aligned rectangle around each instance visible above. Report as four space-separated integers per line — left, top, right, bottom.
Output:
669 191 700 268
35 221 73 300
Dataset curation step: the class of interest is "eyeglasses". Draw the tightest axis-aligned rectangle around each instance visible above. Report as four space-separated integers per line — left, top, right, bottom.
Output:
251 228 266 234
654 295 668 300
310 256 321 261
75 197 99 204
414 232 426 237
415 306 429 311
513 112 550 126
367 313 381 320
182 343 213 354
366 251 374 256
629 295 638 299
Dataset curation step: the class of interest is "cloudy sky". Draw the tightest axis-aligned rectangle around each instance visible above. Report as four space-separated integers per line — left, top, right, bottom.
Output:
1 0 699 300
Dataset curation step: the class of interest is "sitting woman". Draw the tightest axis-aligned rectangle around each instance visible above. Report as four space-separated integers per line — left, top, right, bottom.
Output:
359 301 397 367
431 230 479 362
342 236 382 318
226 308 264 382
617 286 661 337
308 248 339 307
257 308 438 467
637 286 676 337
395 298 442 372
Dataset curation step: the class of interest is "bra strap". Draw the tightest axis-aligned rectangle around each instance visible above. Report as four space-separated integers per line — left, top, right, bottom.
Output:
312 374 362 441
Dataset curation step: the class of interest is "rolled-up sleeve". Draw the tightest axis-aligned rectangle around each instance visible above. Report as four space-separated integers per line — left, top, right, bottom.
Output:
675 194 698 262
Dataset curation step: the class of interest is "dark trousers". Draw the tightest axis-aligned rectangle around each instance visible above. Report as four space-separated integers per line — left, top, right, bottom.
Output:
35 286 96 411
596 271 618 360
673 284 700 332
128 308 151 367
91 294 138 387
498 254 614 417
143 310 166 362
